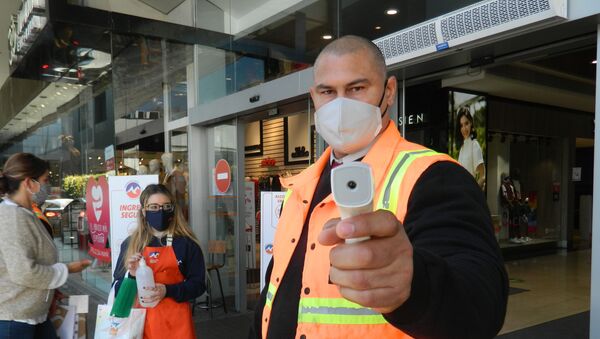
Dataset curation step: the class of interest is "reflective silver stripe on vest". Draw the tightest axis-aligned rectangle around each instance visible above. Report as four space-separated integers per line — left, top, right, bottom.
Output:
299 306 381 316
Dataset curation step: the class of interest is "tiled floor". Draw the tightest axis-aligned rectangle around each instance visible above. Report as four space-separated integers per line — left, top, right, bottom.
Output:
499 249 591 335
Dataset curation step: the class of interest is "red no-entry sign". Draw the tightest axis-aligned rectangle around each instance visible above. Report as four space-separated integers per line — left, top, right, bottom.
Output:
215 159 231 194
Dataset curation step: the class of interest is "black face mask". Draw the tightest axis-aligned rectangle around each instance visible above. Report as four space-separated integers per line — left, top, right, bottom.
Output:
145 210 174 231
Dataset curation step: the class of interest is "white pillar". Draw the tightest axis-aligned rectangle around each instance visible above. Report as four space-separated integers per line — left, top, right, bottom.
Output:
590 24 600 339
188 124 209 251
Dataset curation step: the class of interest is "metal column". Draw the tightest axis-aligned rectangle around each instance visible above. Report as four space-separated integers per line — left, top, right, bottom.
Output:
590 24 600 339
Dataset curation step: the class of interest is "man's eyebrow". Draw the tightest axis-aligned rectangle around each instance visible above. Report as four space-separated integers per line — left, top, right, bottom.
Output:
315 83 333 90
346 78 370 87
315 78 371 90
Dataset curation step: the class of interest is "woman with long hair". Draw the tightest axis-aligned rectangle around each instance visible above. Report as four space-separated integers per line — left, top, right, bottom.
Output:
0 153 90 339
113 184 205 339
456 106 486 189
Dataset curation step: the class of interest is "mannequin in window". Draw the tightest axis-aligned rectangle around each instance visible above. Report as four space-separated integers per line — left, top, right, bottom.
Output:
456 107 485 190
138 165 149 175
500 174 521 244
162 153 188 220
149 159 161 175
511 169 531 242
59 134 81 176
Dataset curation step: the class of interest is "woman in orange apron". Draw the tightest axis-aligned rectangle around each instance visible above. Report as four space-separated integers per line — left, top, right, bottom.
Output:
113 184 206 339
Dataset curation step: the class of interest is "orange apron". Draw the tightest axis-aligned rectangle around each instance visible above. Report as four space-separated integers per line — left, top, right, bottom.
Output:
142 236 196 339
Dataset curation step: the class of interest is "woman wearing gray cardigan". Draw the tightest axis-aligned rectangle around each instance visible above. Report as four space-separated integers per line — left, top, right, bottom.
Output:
0 153 91 339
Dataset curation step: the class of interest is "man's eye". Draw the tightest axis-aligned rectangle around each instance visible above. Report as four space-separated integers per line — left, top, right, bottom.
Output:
320 90 333 95
349 86 364 92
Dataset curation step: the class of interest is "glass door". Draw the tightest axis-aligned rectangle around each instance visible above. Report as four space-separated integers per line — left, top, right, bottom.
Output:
206 119 241 311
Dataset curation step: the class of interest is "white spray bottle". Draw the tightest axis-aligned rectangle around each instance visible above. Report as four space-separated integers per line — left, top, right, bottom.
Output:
136 257 158 308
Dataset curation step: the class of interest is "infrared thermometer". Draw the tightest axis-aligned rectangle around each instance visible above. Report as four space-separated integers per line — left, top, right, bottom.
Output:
331 162 374 244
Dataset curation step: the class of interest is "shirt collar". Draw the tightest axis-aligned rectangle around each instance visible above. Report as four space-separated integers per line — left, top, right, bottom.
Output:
3 197 18 206
329 144 372 165
329 128 386 165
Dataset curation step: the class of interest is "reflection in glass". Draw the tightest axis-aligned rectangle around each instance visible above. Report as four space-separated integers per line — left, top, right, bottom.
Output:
207 121 238 299
167 129 189 221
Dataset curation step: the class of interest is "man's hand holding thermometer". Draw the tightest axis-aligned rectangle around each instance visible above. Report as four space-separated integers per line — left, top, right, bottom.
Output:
319 162 414 313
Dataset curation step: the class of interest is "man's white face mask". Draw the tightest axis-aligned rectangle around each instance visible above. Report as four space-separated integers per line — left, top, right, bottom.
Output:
314 97 385 155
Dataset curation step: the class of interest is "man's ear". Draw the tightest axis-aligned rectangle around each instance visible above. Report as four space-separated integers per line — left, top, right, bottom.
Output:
385 76 398 107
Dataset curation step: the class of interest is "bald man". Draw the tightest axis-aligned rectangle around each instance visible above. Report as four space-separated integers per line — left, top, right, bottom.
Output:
253 36 507 339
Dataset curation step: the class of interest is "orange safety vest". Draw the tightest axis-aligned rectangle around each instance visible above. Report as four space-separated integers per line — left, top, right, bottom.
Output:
262 122 456 339
32 203 53 236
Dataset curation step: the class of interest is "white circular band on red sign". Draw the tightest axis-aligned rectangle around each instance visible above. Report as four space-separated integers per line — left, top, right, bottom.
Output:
215 159 231 194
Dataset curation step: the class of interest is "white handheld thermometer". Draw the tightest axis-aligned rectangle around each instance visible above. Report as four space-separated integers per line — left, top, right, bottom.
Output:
331 162 374 244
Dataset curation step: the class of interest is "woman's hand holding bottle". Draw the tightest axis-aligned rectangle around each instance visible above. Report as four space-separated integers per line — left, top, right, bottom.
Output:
126 253 143 276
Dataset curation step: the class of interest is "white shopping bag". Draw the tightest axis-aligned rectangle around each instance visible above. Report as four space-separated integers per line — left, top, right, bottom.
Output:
69 295 89 339
94 305 146 339
51 304 77 339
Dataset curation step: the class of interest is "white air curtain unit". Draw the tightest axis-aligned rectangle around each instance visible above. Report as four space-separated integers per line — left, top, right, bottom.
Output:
373 0 567 67
138 0 186 14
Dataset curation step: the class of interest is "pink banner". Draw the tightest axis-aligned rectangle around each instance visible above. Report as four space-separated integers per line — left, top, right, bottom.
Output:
86 176 111 262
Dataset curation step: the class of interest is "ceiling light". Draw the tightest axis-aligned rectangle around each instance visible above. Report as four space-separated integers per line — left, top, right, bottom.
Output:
40 104 45 108
56 92 61 95
322 35 333 40
375 26 382 30
386 9 398 15
593 60 598 64
63 86 68 90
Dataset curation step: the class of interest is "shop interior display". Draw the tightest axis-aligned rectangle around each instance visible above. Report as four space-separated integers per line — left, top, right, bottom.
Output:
500 173 532 244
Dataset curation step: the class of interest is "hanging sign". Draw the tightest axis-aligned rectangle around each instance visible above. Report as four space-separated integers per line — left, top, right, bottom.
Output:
104 145 115 171
85 176 111 262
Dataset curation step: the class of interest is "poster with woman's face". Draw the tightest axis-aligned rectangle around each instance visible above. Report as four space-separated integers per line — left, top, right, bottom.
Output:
448 90 487 190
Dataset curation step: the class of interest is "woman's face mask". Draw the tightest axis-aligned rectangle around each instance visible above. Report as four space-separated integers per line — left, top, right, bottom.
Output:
146 210 173 232
145 209 174 232
31 180 50 206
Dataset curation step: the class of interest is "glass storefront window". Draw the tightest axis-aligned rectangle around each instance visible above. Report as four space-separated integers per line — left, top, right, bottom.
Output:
112 35 165 135
242 98 316 308
166 43 193 121
196 0 338 105
0 83 116 294
168 128 190 220
401 46 596 251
